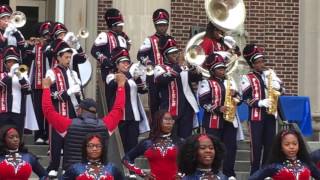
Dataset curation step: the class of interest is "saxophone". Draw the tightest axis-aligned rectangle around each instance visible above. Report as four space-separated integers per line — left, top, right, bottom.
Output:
267 70 281 115
223 77 238 122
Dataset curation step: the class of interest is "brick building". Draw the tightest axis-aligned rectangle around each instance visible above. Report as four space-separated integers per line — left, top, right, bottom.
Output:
97 0 299 95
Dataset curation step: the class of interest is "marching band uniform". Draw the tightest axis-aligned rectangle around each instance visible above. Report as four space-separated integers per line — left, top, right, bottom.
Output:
248 159 320 180
45 39 82 176
0 46 30 134
106 47 149 153
0 5 26 72
122 134 181 180
0 150 48 180
48 22 87 77
240 44 284 174
23 21 53 144
91 8 131 110
63 162 123 180
200 22 228 56
137 9 170 120
198 53 241 178
155 36 201 138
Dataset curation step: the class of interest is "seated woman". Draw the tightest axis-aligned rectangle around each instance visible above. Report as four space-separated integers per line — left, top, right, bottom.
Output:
178 133 225 180
122 110 181 179
63 133 123 179
0 125 47 180
249 129 320 180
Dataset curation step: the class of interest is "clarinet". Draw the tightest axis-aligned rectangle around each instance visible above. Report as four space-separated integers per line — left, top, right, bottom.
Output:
69 68 84 100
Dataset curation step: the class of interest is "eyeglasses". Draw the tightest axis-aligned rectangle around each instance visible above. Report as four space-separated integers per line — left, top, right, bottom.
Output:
87 144 102 149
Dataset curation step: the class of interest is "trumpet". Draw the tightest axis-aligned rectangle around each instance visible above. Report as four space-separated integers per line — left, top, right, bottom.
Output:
10 11 26 28
77 28 89 39
14 64 29 77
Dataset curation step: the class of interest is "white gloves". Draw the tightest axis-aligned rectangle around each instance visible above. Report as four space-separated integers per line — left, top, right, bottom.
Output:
3 24 17 38
271 80 281 90
133 67 141 79
67 84 81 95
258 98 271 108
8 63 19 77
223 36 236 49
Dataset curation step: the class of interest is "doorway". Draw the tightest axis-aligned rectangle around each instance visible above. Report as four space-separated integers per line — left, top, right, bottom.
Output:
10 0 46 39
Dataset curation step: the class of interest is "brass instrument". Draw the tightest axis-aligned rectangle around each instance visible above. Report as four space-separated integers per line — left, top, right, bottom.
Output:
184 0 246 78
223 77 238 122
77 28 89 39
267 70 281 115
10 11 26 28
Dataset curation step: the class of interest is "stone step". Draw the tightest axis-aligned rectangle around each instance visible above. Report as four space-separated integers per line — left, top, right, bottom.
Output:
236 149 250 161
26 144 49 156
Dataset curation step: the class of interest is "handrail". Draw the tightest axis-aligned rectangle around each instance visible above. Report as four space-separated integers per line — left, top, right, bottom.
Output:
96 70 130 176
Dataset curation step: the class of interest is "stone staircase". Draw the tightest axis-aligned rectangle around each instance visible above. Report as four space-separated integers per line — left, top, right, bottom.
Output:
26 130 320 180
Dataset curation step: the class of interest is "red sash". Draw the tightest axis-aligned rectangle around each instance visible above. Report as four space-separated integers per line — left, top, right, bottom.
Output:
247 73 262 121
53 67 69 117
164 65 178 116
107 31 117 53
0 53 3 73
35 44 43 89
208 80 222 128
150 35 163 65
0 73 7 113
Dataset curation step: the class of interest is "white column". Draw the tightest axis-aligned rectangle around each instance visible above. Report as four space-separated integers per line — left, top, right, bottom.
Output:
55 0 65 23
299 0 320 115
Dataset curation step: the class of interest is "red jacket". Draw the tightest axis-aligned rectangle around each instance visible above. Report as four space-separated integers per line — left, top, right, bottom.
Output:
42 87 125 134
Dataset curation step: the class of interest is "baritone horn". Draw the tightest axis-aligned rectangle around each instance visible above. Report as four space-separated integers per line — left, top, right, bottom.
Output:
10 11 26 28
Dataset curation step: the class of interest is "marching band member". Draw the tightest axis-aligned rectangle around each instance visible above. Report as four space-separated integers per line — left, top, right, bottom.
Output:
91 8 131 110
106 47 149 153
197 52 241 179
0 125 48 179
154 36 201 138
249 129 320 180
240 44 284 175
45 39 82 177
23 21 53 145
137 8 170 120
122 110 182 180
200 22 229 55
48 22 87 78
0 4 26 72
0 46 30 134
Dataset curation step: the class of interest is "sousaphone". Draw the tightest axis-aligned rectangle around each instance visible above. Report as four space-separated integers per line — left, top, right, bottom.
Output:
185 0 246 77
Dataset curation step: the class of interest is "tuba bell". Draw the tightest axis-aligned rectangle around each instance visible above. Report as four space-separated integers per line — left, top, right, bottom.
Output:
10 11 26 28
205 0 246 31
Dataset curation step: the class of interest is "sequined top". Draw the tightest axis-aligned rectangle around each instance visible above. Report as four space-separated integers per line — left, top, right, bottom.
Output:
248 159 320 180
0 151 47 180
122 134 181 180
63 161 123 180
182 168 222 180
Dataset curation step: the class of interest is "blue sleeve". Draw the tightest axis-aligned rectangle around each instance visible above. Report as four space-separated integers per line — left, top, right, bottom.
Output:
28 153 48 179
248 164 278 180
62 163 81 180
108 164 124 180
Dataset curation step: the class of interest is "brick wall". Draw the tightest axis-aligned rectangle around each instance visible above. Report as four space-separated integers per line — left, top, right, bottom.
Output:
96 0 299 95
97 0 113 33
